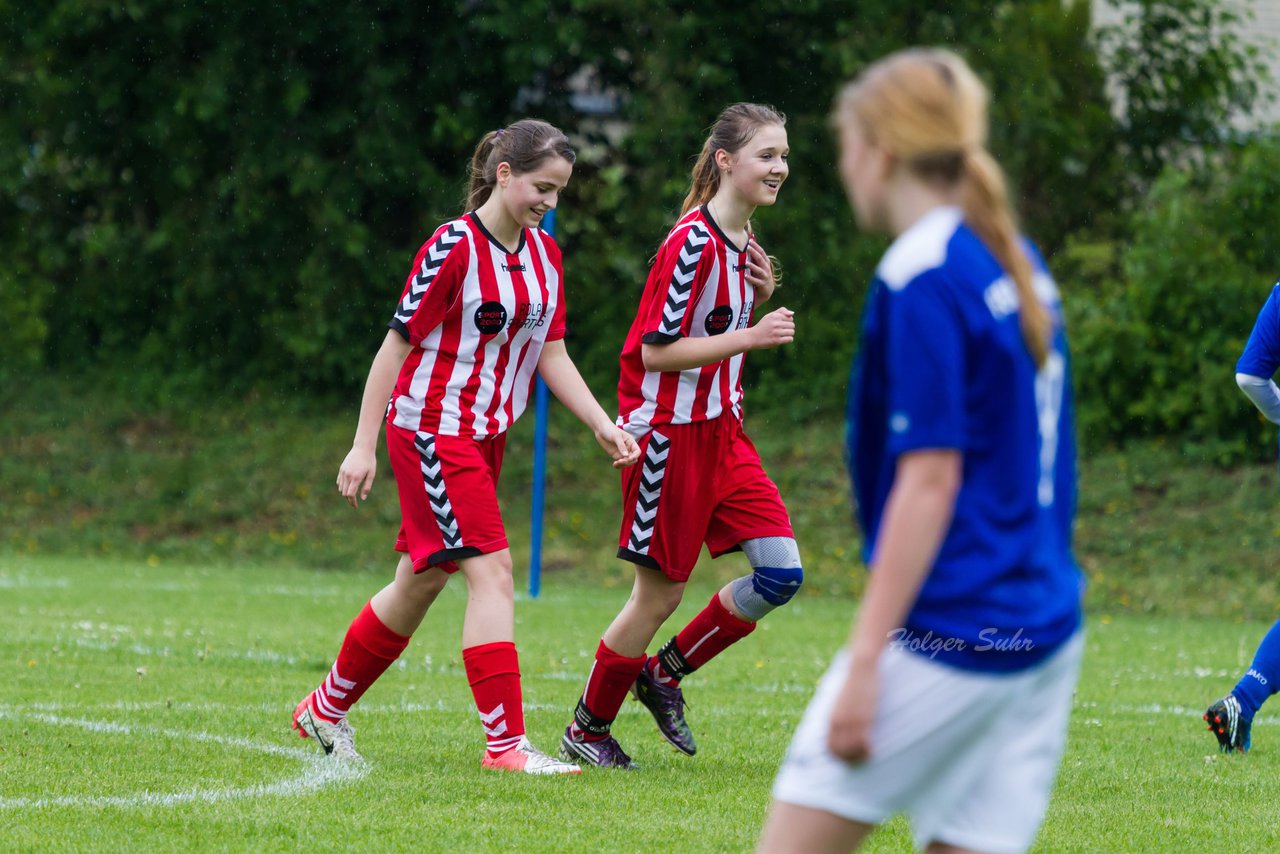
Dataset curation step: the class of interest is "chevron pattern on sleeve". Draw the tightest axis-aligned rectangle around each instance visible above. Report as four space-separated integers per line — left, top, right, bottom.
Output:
627 431 670 555
395 223 466 325
656 224 710 338
414 431 464 550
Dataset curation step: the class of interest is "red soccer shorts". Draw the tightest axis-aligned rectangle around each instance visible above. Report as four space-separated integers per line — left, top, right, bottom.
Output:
386 425 509 573
617 416 793 581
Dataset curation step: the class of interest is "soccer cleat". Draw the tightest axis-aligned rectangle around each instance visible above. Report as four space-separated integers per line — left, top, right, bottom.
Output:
632 666 696 756
482 736 582 775
559 726 639 770
293 697 363 760
1204 694 1252 753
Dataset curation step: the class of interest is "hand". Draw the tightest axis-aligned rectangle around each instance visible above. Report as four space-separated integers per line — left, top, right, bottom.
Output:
745 238 776 302
826 664 878 763
749 306 795 351
337 446 377 508
596 426 642 469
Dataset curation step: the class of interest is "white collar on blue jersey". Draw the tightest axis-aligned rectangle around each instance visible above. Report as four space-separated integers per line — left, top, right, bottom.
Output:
876 205 964 292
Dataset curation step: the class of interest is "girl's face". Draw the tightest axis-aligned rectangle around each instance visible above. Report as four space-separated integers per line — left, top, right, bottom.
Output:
838 121 889 233
498 155 574 230
722 123 789 207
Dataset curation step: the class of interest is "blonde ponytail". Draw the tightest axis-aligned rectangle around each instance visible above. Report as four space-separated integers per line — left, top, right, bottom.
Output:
961 148 1050 367
834 48 1052 366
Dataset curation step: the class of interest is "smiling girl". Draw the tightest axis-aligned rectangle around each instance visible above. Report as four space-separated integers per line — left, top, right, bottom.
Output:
291 119 640 774
559 103 804 769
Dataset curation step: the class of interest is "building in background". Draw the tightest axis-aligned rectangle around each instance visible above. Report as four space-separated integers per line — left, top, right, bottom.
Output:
1093 0 1280 130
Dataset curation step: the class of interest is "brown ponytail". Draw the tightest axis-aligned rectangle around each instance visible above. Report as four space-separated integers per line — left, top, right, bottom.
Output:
466 131 502 209
465 119 576 212
835 48 1051 366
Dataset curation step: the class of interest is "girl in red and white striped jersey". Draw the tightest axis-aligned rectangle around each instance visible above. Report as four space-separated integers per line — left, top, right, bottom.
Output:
561 104 804 769
292 119 640 774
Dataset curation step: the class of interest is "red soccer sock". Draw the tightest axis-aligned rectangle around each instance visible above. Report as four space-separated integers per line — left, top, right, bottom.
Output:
570 640 648 742
309 601 411 723
649 593 756 685
463 641 526 758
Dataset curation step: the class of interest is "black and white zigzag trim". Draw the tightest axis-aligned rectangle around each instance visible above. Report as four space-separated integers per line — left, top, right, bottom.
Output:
414 432 463 550
395 223 466 325
656 224 710 338
627 432 670 554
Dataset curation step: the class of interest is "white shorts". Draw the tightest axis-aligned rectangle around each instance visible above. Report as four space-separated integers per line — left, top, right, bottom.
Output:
771 631 1083 854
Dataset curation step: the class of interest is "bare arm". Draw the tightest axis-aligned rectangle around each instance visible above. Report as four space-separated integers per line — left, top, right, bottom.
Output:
538 339 641 469
336 330 414 507
826 449 962 762
641 306 794 373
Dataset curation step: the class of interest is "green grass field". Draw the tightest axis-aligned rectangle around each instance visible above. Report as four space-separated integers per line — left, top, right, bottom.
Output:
5 554 1280 853
6 383 1280 850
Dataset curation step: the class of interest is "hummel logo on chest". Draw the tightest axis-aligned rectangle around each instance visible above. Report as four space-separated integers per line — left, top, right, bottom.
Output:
502 262 526 272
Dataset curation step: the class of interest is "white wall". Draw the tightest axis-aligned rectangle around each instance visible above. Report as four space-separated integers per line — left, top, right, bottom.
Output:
1092 0 1280 130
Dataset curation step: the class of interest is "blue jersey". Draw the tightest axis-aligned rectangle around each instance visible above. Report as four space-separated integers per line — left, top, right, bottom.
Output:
846 206 1082 673
1237 283 1280 379
1236 282 1280 478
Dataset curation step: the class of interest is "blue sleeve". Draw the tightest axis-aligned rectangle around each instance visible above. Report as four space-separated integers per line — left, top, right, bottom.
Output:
884 272 965 454
1237 284 1280 378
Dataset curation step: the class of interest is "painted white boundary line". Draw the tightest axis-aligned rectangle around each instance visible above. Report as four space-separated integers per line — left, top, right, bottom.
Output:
0 707 367 810
1076 701 1280 724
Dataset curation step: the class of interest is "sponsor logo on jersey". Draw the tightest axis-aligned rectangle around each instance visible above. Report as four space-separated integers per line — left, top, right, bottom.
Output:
704 305 734 335
502 262 526 272
474 301 509 334
512 301 547 330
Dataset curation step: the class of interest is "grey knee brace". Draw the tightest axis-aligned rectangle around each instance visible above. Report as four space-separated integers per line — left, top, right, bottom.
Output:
730 537 803 620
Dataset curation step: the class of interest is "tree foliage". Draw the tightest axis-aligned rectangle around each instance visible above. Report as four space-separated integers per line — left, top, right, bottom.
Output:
1068 137 1280 460
1097 0 1268 182
0 0 1268 439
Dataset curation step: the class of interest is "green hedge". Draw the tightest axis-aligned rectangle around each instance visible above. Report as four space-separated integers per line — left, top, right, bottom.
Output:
1 0 1265 436
1068 137 1280 461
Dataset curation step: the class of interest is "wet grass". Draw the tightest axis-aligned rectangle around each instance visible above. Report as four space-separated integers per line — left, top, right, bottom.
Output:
3 555 1277 852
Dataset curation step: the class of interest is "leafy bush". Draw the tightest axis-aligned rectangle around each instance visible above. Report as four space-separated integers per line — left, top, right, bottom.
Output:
1069 137 1280 460
0 0 1266 429
0 259 50 393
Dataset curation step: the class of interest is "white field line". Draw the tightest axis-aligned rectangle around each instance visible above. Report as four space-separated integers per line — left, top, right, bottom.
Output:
0 696 1258 811
0 575 71 589
0 707 367 810
1073 701 1280 725
0 573 353 598
8 695 1257 722
68 637 304 666
18 698 1236 723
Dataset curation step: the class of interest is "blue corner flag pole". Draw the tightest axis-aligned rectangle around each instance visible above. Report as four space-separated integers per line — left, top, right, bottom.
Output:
529 209 555 598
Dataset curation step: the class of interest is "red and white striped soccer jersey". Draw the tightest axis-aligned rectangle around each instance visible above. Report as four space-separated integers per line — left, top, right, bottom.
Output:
387 213 566 439
617 206 756 436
